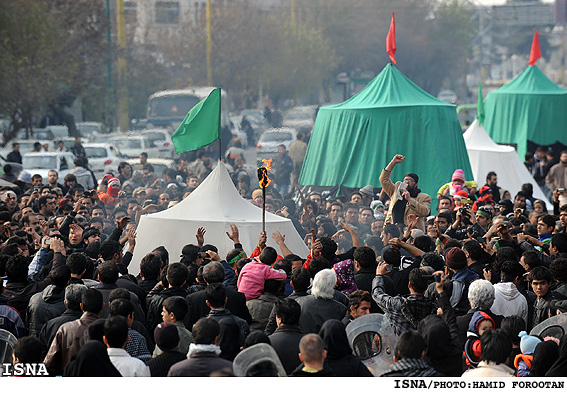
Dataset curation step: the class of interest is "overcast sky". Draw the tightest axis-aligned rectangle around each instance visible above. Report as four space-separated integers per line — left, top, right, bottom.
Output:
472 0 553 5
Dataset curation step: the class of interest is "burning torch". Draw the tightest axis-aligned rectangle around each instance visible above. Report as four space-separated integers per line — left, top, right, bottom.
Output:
257 159 272 233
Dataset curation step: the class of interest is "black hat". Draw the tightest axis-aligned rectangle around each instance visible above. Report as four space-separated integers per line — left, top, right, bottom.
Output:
154 322 179 351
82 227 101 241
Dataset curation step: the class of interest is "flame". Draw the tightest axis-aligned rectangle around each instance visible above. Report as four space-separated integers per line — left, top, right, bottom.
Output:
262 158 272 171
258 167 271 188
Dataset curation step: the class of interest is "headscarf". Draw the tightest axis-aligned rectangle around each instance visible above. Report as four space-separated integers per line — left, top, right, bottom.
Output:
498 198 514 216
418 315 462 377
63 340 122 377
318 319 352 360
244 331 271 348
545 334 567 377
217 317 241 361
529 340 559 377
107 177 121 197
333 259 357 295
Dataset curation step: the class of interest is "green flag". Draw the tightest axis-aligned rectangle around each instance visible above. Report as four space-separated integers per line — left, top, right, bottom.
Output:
171 88 221 154
477 82 485 126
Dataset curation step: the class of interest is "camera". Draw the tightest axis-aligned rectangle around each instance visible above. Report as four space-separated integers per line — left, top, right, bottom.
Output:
45 238 51 245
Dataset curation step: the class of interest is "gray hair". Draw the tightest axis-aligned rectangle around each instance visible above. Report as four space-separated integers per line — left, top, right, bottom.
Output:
468 279 495 311
65 284 88 311
203 261 225 284
311 269 336 300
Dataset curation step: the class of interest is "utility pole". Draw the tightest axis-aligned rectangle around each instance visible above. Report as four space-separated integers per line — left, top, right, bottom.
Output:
117 0 129 132
206 0 213 85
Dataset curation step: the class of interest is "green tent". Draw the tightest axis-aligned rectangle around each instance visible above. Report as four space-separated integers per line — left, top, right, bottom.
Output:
298 63 473 200
483 65 567 159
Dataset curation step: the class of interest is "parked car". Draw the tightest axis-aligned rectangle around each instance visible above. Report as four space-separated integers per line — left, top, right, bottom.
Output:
84 143 124 174
282 105 317 136
127 158 174 177
76 122 105 140
45 125 69 140
229 116 249 148
256 127 297 163
108 135 153 158
22 152 75 182
16 128 55 140
437 90 457 104
140 129 175 158
0 139 53 159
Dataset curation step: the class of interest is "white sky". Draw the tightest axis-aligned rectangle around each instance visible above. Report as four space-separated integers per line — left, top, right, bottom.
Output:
472 0 554 5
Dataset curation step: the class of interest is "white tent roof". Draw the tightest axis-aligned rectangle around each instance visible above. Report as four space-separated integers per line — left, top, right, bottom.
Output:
129 162 309 275
463 119 548 203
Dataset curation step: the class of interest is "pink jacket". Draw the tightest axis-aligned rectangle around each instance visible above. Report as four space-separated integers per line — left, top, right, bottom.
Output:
237 259 287 300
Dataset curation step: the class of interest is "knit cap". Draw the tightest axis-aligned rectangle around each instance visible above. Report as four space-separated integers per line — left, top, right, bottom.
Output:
519 331 541 354
445 247 467 270
154 322 179 351
452 169 465 183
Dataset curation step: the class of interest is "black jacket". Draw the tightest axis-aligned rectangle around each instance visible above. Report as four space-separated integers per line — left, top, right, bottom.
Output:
184 284 251 329
147 350 187 377
38 309 82 357
291 364 336 377
269 324 305 375
354 267 395 313
295 295 347 334
146 286 188 331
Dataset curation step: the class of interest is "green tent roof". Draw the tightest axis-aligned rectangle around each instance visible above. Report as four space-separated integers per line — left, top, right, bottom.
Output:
298 64 473 201
484 65 567 158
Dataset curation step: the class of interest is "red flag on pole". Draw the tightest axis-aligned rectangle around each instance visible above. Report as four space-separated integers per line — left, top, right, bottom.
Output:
386 12 396 64
529 30 541 66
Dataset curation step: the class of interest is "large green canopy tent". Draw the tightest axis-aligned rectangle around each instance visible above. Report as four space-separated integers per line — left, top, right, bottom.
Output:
483 65 567 159
298 63 473 201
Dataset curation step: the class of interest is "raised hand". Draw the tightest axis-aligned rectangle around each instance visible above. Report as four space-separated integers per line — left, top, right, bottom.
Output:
226 224 240 244
196 227 206 246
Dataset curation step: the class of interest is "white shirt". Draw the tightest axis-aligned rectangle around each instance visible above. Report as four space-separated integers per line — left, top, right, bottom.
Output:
107 348 150 377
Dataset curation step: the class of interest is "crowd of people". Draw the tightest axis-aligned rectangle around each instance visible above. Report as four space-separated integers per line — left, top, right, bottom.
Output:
2 145 567 378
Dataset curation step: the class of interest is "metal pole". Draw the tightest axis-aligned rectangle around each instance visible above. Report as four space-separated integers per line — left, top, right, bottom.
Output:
206 0 212 85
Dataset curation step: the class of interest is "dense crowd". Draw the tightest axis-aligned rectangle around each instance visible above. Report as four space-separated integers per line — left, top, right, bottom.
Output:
2 143 567 378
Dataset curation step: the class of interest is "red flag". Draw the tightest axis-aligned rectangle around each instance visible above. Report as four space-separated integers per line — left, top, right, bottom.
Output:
386 12 396 64
529 30 541 66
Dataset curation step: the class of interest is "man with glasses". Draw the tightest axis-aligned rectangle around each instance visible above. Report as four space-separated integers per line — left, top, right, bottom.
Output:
379 154 431 231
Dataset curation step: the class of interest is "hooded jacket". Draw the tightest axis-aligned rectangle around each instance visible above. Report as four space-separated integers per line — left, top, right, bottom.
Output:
72 166 94 190
490 282 528 325
27 284 67 337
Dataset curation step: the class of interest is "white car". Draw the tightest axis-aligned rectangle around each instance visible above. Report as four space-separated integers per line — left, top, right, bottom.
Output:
76 122 104 140
229 116 249 148
22 152 75 182
437 90 457 104
0 139 53 159
127 158 174 177
108 135 153 158
140 129 175 158
84 143 125 174
256 127 297 163
283 105 317 135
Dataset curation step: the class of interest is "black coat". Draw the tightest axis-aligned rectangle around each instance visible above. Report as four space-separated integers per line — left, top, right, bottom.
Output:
184 284 251 329
269 324 305 375
295 295 346 334
146 286 188 331
319 319 373 377
147 351 188 377
168 352 233 377
354 267 395 313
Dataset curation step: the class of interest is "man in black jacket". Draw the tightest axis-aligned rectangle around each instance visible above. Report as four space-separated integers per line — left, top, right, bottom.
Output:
269 298 305 375
146 263 189 331
354 246 395 312
184 261 251 329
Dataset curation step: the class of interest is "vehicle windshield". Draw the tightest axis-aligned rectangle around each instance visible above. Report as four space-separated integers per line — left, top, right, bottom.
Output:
261 132 292 142
23 156 57 169
142 132 166 147
149 96 200 118
84 147 108 158
285 111 312 121
77 125 100 136
111 138 142 149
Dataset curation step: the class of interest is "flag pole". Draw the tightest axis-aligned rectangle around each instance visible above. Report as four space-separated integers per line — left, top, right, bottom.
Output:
218 89 222 162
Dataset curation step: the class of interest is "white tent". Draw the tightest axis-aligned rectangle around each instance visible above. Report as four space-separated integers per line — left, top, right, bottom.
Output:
129 161 309 275
463 119 548 203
